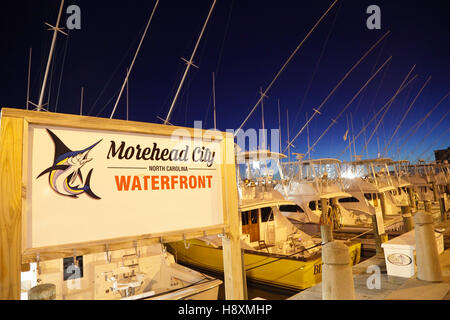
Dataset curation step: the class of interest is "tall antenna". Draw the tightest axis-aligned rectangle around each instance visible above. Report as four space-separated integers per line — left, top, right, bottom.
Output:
213 72 217 129
80 87 84 115
260 88 267 149
34 0 67 111
278 99 282 154
164 0 217 125
286 109 291 162
346 114 351 161
362 119 369 158
350 112 356 159
110 0 160 119
126 67 129 121
306 112 311 160
26 48 32 110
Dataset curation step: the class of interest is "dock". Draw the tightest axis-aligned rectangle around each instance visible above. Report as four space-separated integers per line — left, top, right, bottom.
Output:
288 219 450 300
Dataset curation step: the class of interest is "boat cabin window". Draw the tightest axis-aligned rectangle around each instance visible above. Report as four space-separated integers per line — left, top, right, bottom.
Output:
260 207 274 222
242 211 249 226
242 209 259 226
339 197 359 203
251 210 258 224
309 201 323 211
364 193 379 206
279 204 304 213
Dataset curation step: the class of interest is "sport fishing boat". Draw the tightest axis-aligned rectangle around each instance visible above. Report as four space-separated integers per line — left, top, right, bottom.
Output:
385 160 413 211
405 162 436 202
167 150 361 291
405 161 450 214
21 243 222 300
278 156 364 235
339 158 404 231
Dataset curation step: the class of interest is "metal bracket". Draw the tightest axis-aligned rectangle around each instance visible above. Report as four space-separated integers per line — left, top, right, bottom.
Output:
105 244 111 263
183 234 191 249
133 240 140 258
218 228 229 240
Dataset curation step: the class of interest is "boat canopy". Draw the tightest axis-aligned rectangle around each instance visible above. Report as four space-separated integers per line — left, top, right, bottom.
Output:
301 158 342 165
343 157 393 166
238 150 287 160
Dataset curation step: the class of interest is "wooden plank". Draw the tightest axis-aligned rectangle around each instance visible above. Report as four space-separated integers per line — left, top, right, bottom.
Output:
221 136 245 300
0 117 24 300
21 120 29 254
1 108 232 140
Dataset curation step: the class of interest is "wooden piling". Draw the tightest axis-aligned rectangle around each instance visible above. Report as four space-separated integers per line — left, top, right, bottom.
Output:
439 196 447 222
401 206 414 232
424 200 432 214
414 211 443 282
431 182 439 202
321 241 355 300
407 187 417 212
372 214 387 255
379 192 388 219
28 284 56 300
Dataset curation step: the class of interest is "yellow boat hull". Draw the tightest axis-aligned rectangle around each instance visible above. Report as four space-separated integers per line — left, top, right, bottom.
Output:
167 240 361 291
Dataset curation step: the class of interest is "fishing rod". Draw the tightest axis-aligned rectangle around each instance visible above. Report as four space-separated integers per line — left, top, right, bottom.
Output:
164 0 217 125
390 91 449 158
26 48 32 110
337 74 418 159
360 64 416 156
284 30 391 153
234 0 340 136
110 0 160 119
407 109 450 160
304 56 392 158
414 128 450 162
382 76 432 157
289 0 342 138
30 0 67 112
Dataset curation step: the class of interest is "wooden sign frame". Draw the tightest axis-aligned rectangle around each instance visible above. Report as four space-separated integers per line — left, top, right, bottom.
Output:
0 108 244 300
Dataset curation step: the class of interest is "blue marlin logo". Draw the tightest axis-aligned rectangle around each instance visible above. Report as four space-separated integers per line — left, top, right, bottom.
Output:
37 129 102 199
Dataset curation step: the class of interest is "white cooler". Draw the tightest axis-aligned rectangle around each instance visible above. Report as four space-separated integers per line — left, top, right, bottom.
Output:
381 230 444 278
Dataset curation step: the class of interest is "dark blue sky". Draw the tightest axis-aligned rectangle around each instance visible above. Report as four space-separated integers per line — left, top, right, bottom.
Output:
1 0 448 162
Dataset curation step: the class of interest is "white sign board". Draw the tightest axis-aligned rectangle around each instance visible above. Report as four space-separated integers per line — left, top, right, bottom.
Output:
26 125 224 248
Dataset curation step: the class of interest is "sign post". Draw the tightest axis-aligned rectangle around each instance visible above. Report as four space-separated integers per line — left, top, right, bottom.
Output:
0 108 244 300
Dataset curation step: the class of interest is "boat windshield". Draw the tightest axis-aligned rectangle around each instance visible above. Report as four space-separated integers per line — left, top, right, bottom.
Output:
238 158 283 182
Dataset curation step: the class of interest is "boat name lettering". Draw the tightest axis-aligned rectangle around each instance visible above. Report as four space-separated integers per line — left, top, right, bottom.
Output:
314 263 323 275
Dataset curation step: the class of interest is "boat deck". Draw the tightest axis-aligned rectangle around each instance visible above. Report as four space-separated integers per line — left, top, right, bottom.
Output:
288 237 450 300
